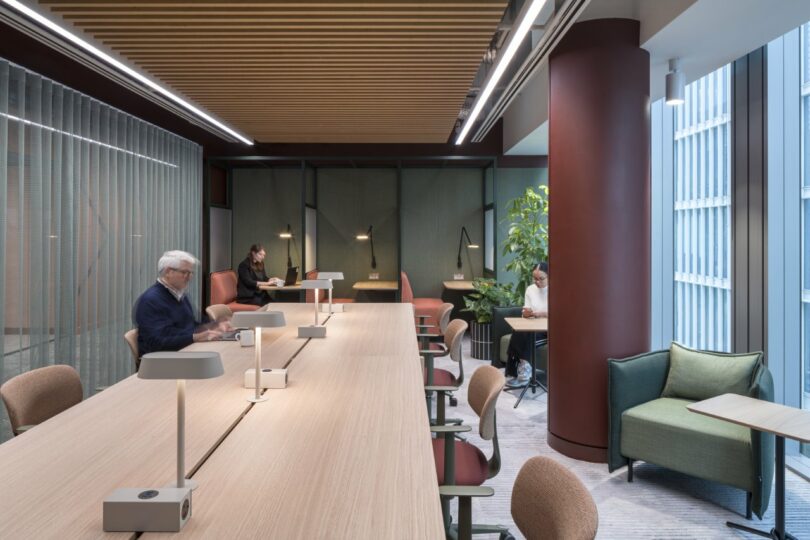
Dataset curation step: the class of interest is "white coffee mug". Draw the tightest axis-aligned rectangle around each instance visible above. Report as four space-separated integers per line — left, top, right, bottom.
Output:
235 330 255 347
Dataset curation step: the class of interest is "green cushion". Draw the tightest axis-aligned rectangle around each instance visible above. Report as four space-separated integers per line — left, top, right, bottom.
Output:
661 342 760 401
621 397 753 490
499 334 511 363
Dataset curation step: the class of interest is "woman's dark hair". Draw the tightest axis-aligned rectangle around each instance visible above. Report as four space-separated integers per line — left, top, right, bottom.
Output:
534 261 549 274
247 244 265 272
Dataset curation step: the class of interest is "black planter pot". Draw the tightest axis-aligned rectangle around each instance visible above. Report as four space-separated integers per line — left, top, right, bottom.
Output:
469 321 492 360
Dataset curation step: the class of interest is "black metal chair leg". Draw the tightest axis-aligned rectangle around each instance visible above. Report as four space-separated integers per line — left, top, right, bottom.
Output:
627 459 634 483
746 492 752 520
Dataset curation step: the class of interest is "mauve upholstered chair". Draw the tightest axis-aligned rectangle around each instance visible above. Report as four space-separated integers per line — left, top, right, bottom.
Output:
124 328 140 371
209 270 259 313
430 365 508 539
1 365 83 436
511 456 598 540
401 271 444 324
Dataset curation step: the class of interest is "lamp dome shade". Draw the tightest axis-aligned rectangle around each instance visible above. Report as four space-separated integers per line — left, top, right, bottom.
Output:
317 272 344 280
301 279 332 290
232 310 286 329
138 351 224 380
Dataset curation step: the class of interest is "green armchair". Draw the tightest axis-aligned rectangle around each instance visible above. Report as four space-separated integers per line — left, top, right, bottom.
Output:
607 344 774 520
491 306 522 368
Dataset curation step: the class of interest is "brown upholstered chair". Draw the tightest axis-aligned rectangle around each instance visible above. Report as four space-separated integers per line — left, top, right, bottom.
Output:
206 303 233 322
422 319 467 423
1 365 83 436
210 270 260 313
401 271 444 324
429 365 507 538
510 456 598 540
124 328 140 372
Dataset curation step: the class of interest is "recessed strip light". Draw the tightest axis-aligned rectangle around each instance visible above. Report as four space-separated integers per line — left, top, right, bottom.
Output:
455 0 548 145
1 0 253 146
1 111 179 168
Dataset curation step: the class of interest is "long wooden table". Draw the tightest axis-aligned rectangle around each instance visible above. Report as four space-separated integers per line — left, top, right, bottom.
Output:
149 304 442 539
0 304 442 539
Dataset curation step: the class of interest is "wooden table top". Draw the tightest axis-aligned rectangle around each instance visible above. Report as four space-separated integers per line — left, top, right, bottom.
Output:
352 280 399 291
442 280 475 291
505 316 548 332
259 281 302 291
0 303 442 539
149 304 442 539
0 304 314 539
688 393 810 443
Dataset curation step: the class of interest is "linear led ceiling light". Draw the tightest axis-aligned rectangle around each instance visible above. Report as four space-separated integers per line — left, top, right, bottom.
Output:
1 0 253 145
455 0 548 145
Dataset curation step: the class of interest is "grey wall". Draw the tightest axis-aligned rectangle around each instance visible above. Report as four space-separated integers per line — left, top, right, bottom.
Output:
231 168 303 280
401 168 484 297
490 167 549 286
317 168 398 298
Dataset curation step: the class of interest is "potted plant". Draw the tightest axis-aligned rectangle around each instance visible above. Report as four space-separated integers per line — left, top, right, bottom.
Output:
502 184 549 294
463 279 518 359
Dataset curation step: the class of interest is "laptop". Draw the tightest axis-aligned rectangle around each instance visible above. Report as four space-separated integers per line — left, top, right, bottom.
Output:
283 266 299 286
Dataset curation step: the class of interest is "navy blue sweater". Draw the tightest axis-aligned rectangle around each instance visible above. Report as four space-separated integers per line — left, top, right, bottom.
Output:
135 282 204 356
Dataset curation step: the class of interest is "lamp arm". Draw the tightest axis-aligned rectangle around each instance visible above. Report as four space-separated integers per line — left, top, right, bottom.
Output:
369 226 377 269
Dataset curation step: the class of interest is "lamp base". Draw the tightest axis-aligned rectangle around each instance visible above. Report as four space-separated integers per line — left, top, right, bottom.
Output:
167 478 198 491
298 325 327 338
247 395 268 403
319 303 344 313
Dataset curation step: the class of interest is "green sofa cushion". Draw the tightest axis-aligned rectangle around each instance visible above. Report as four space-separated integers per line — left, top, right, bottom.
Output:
500 334 511 363
661 342 760 401
621 397 753 491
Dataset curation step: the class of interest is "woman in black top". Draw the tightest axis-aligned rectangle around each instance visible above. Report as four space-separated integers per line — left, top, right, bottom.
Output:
236 244 283 306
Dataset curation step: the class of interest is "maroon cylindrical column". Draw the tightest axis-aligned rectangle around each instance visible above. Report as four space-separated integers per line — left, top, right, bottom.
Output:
547 19 650 462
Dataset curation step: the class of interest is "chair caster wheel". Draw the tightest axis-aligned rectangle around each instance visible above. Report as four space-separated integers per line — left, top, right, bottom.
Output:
499 533 515 540
449 396 458 407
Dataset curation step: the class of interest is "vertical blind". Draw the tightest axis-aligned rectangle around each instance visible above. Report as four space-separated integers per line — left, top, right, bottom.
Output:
673 64 732 351
800 23 810 428
0 58 202 442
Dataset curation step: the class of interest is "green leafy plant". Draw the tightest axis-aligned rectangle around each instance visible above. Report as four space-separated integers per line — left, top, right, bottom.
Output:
462 278 519 324
502 185 549 295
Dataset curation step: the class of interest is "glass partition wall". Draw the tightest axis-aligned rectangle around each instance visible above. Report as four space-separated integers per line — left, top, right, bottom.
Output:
0 58 203 442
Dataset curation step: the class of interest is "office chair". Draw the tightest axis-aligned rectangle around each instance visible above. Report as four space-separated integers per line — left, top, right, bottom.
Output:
124 328 140 372
508 456 598 540
428 365 508 539
421 319 467 422
206 303 233 323
1 365 83 436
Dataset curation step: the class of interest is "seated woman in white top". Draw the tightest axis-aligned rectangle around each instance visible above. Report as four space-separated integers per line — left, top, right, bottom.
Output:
505 262 548 387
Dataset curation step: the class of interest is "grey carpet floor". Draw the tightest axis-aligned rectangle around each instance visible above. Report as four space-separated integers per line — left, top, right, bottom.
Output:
433 338 810 539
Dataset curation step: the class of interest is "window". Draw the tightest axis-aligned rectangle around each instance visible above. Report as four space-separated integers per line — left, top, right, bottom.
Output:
673 65 732 351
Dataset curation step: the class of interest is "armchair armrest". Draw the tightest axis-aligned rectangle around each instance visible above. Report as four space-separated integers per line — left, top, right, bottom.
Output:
415 333 442 341
438 485 494 498
430 424 471 434
416 324 436 330
420 343 448 356
748 361 775 519
425 385 458 393
607 350 670 471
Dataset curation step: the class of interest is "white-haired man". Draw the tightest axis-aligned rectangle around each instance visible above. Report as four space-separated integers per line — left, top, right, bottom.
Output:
135 250 222 357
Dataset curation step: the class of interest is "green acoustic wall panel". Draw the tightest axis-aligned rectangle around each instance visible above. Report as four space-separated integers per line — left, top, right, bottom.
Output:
231 168 303 280
401 168 484 297
490 167 548 287
317 168 398 298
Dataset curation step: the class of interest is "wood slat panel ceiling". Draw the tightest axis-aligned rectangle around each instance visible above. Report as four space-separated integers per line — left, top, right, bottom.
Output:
39 1 507 143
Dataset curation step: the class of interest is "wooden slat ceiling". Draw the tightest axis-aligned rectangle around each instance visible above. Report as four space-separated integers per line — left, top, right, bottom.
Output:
39 1 508 144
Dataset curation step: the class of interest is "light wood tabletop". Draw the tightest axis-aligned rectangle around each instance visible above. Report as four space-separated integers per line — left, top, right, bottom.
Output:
0 304 314 539
442 280 475 291
688 393 810 442
147 304 443 539
352 280 399 291
505 316 548 333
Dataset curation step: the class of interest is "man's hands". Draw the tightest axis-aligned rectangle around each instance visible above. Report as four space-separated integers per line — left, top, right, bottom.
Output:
521 307 533 318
